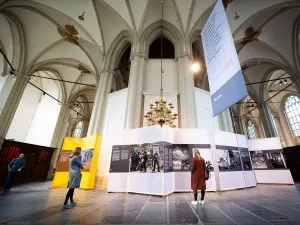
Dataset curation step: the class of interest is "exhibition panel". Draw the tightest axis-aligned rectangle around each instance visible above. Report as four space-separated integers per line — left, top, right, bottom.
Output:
248 137 294 184
107 127 260 195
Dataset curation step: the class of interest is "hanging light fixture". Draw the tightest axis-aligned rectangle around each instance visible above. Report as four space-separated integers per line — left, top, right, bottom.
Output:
144 0 178 128
78 0 89 21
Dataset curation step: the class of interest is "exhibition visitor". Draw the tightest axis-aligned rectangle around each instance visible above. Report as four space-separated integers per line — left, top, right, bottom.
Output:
191 149 206 205
3 153 26 193
62 147 83 211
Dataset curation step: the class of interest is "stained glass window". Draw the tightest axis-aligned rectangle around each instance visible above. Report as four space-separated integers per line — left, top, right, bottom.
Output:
73 121 83 138
247 120 257 140
284 95 300 137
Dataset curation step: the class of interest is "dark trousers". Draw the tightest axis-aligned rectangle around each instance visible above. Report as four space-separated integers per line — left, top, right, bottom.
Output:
193 190 205 201
64 188 75 205
4 172 17 190
140 160 147 172
152 160 160 172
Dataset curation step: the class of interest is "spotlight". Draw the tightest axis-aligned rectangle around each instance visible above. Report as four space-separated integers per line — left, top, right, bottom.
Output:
284 79 287 84
78 12 85 21
9 70 15 77
191 63 200 72
279 81 283 86
234 12 240 20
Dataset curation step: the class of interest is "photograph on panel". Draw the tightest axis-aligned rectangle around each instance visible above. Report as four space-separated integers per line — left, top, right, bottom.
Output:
129 143 153 173
152 142 164 173
250 151 267 169
216 149 242 171
163 142 173 172
265 151 286 169
192 148 214 171
172 144 190 171
240 148 252 170
80 148 94 171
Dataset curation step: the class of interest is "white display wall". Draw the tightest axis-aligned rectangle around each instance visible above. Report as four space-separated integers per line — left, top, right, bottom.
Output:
98 89 128 180
214 131 256 190
107 126 259 195
194 88 220 130
248 137 294 184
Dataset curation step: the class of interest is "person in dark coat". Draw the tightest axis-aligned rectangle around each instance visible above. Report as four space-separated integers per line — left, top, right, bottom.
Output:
191 149 206 205
3 153 26 193
140 151 148 172
61 147 83 210
152 151 160 172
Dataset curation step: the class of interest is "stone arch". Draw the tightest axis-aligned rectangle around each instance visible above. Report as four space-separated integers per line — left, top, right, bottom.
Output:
0 11 26 73
292 14 300 73
139 20 185 60
103 30 133 70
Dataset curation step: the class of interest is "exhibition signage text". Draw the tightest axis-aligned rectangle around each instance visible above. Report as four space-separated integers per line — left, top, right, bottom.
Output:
201 0 248 116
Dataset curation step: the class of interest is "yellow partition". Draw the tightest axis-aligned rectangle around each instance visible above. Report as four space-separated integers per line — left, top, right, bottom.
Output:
52 134 101 189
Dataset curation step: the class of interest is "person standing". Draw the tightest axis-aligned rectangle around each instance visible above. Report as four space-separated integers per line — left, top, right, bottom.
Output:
152 151 160 172
140 151 148 172
3 153 26 193
62 147 83 210
191 149 206 205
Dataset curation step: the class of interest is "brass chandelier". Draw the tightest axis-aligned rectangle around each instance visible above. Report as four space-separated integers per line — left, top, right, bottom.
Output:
144 0 178 128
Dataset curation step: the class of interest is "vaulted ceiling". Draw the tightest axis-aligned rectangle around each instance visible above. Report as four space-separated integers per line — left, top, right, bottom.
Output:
0 0 300 104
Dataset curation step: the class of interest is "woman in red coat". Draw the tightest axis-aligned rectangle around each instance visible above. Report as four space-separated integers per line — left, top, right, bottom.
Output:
191 149 206 205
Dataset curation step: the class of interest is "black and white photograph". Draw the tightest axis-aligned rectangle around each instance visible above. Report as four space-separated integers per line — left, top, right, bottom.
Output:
240 148 252 171
217 149 242 171
152 142 164 173
192 148 214 171
265 151 286 169
250 151 267 169
172 144 190 171
129 143 153 173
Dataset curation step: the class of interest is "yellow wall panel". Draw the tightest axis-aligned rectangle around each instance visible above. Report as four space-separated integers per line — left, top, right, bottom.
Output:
52 134 101 189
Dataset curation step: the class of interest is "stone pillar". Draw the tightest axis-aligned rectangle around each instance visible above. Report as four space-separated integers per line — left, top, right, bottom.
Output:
291 76 300 96
178 56 198 128
124 55 146 129
48 102 71 178
258 103 277 138
218 109 234 133
0 74 30 147
87 71 113 136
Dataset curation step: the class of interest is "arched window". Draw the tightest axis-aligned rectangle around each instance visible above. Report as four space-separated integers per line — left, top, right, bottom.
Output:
246 120 257 140
284 95 300 136
73 121 83 138
149 36 175 59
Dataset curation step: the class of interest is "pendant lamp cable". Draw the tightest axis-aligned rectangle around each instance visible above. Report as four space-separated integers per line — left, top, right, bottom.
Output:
160 0 164 92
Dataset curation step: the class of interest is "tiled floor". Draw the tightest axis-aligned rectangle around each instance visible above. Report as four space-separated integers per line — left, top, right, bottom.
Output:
1 182 300 224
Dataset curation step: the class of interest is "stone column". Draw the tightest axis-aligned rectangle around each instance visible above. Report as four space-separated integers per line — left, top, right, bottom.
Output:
0 74 30 147
48 102 71 178
124 54 146 129
178 56 198 128
87 70 113 136
258 103 277 138
218 109 234 133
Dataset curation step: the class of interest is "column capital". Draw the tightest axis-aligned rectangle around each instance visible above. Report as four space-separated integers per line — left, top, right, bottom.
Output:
13 71 31 81
99 69 114 74
176 53 193 61
130 52 146 60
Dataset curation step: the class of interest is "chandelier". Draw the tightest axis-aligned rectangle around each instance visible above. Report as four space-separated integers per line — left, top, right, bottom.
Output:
144 0 178 128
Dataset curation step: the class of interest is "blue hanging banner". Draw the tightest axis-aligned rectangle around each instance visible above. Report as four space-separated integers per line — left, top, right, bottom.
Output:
201 0 248 116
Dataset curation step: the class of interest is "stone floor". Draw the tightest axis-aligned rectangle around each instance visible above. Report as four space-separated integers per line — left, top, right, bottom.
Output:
1 182 300 224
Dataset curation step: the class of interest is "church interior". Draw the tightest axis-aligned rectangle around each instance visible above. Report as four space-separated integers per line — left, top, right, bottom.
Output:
1 0 300 224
